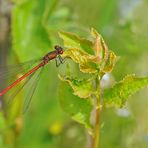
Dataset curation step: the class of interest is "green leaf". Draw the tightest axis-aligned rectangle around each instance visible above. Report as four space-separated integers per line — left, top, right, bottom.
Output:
58 80 93 130
104 75 148 107
63 48 100 73
60 29 118 74
59 31 94 54
59 75 95 98
102 50 118 73
91 28 118 73
12 0 51 61
91 28 109 61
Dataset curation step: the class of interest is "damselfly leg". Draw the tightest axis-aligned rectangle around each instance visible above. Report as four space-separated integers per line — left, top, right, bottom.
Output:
55 55 65 67
58 55 65 64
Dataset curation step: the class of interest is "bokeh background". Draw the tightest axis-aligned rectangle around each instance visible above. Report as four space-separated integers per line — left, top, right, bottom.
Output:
0 0 148 148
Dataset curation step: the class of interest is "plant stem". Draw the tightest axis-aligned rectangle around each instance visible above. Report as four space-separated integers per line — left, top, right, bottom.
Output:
92 76 101 148
92 105 101 148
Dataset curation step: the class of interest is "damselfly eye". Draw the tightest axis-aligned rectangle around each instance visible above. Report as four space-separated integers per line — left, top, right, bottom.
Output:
59 49 63 54
54 45 63 54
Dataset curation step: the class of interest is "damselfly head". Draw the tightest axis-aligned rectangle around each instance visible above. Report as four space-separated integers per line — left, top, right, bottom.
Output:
55 45 63 54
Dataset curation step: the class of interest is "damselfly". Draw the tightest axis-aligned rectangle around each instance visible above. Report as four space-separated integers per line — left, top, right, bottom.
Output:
0 45 64 112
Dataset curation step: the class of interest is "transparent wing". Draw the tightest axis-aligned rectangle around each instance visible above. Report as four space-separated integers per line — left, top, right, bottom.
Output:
0 58 42 93
6 70 36 106
0 58 41 80
22 66 44 113
1 65 44 113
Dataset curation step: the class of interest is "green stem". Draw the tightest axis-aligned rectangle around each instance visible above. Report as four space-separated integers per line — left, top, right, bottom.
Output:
92 76 101 148
92 107 101 148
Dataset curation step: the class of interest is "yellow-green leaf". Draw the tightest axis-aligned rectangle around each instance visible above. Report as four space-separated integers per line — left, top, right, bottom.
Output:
91 28 109 61
59 75 95 98
104 75 148 107
63 48 100 73
102 50 118 73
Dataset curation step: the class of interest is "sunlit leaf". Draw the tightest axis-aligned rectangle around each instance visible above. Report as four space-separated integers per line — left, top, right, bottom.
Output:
102 50 118 73
91 28 118 73
91 28 108 61
63 48 100 73
104 75 148 107
60 29 117 74
59 75 94 98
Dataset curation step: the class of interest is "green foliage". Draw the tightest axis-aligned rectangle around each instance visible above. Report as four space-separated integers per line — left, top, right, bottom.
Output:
59 75 94 99
59 79 93 129
0 113 6 131
62 48 100 73
104 75 148 107
12 0 51 60
1 0 147 147
10 0 71 147
59 29 114 131
60 28 118 74
59 31 94 54
59 28 148 135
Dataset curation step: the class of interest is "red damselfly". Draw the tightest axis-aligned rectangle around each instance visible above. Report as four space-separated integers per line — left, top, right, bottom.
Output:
0 45 64 112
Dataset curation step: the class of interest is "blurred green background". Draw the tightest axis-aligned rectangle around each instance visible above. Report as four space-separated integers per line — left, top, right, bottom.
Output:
0 0 148 148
